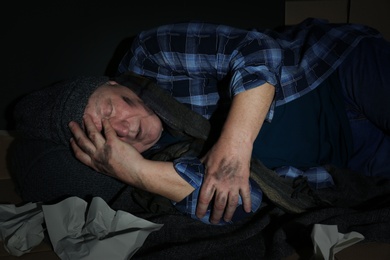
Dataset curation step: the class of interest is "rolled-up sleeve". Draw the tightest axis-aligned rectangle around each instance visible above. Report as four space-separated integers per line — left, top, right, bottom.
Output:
118 22 282 120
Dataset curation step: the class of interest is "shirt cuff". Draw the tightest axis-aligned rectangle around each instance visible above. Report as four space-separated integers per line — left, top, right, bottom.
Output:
172 156 263 225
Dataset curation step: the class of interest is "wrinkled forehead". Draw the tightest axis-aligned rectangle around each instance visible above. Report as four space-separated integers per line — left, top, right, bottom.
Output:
97 81 154 113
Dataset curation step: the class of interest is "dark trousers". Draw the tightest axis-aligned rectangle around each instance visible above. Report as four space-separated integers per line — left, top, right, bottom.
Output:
338 37 390 177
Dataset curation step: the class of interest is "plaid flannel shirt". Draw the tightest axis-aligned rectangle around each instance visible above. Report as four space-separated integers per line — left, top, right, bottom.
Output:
119 18 381 224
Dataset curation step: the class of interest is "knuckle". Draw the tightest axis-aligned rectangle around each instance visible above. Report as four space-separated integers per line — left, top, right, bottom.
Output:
197 196 210 205
88 131 100 141
229 194 239 204
214 204 225 211
214 199 227 211
228 200 238 208
73 150 83 159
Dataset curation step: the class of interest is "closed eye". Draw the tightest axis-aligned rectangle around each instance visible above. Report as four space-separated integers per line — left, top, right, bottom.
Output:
122 96 154 115
122 96 138 107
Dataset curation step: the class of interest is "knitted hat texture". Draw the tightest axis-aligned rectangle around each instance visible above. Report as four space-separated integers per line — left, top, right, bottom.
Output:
14 76 109 146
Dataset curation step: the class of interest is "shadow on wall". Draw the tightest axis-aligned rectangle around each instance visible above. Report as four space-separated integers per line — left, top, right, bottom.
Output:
4 34 137 131
105 37 135 77
2 1 285 131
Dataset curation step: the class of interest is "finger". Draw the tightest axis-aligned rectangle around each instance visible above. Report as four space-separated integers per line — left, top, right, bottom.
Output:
83 115 106 146
70 137 93 167
241 185 252 213
68 120 84 137
101 118 118 141
69 120 96 154
196 184 215 219
222 192 239 222
209 192 228 224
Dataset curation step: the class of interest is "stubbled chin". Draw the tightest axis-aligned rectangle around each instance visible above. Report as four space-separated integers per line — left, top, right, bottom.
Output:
133 131 161 153
143 130 163 152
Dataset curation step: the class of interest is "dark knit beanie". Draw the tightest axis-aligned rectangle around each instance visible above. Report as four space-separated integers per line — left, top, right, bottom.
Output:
14 76 109 146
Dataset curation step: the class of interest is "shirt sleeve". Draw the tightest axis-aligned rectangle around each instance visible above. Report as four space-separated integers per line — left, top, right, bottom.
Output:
118 22 282 121
172 157 204 191
171 156 263 225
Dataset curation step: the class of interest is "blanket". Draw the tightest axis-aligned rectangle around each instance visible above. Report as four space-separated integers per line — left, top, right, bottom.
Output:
112 72 390 259
10 72 390 259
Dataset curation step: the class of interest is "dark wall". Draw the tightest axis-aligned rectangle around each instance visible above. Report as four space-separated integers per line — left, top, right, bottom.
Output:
2 1 285 130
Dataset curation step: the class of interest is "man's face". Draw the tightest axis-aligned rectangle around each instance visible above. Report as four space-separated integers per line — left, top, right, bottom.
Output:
84 81 163 153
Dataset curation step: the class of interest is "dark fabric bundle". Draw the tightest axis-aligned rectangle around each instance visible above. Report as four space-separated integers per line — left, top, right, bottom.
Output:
14 76 109 146
111 72 390 259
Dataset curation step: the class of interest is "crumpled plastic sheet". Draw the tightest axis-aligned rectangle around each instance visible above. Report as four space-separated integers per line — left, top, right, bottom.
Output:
311 223 365 260
0 202 44 256
1 197 163 259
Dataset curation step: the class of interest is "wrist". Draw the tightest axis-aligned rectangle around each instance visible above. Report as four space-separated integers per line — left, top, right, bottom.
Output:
219 127 255 148
138 160 194 201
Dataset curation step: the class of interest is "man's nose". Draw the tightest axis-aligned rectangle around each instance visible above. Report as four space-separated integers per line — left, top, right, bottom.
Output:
109 119 134 138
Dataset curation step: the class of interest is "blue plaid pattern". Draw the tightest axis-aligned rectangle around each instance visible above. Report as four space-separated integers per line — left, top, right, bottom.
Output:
118 18 381 121
172 157 263 225
274 166 335 189
171 157 337 225
118 18 381 224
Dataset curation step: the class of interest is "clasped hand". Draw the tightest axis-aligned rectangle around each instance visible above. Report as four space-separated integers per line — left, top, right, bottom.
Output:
68 115 145 187
198 136 252 224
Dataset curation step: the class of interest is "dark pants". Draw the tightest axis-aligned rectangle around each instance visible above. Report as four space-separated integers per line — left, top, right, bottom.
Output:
253 70 353 171
338 37 390 177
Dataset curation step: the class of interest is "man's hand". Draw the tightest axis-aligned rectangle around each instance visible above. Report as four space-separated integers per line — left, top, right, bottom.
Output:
68 114 145 187
199 136 252 224
196 83 275 224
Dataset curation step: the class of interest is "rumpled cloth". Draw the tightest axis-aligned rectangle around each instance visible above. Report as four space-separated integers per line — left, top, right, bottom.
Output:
0 197 163 259
0 202 44 256
311 224 365 260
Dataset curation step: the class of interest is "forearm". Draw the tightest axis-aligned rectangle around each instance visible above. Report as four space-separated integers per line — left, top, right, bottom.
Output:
130 159 195 202
221 83 275 145
197 83 275 223
69 116 195 203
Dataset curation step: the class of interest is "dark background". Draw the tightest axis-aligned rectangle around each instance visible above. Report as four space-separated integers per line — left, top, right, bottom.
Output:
1 1 285 131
